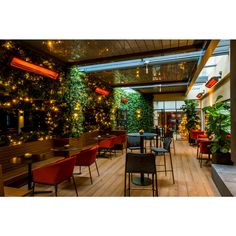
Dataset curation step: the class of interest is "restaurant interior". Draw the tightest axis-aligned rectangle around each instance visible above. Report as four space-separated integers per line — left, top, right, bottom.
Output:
0 39 234 197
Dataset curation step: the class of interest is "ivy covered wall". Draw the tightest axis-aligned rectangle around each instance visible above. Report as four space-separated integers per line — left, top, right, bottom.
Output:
113 88 153 132
0 40 153 147
0 41 114 146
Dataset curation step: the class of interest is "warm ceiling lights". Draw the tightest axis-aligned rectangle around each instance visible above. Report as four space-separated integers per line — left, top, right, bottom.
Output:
10 57 59 80
95 88 109 96
205 76 221 88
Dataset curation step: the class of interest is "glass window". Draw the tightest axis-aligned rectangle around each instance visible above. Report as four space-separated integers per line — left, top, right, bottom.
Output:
164 101 176 110
155 101 164 109
176 101 185 109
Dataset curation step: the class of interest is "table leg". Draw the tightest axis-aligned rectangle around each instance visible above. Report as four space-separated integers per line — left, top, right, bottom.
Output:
27 162 32 190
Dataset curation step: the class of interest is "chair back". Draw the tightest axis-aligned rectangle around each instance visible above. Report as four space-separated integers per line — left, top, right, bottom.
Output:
125 153 156 174
162 137 172 152
200 141 212 154
114 134 127 145
75 145 98 166
190 130 205 139
164 130 174 138
55 157 77 183
99 136 116 149
127 136 140 148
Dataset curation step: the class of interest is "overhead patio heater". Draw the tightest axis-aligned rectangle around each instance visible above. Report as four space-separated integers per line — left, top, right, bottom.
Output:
196 92 204 99
95 87 109 96
205 76 221 88
10 57 59 80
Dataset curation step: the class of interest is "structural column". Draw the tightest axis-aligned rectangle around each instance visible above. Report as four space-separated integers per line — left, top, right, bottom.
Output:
230 40 236 164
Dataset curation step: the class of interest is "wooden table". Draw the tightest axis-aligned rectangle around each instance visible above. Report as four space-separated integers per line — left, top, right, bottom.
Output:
51 146 81 158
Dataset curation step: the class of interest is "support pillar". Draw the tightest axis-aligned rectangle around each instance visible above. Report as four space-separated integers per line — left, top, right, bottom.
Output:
230 40 236 164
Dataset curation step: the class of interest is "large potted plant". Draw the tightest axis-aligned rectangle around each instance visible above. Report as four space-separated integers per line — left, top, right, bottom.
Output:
203 95 233 165
181 100 200 143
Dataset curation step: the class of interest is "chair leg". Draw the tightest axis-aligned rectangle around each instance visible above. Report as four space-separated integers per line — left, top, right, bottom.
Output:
169 152 175 184
200 153 202 167
32 182 35 196
172 138 176 154
128 173 131 196
155 173 158 196
152 173 154 197
72 175 78 196
95 160 100 176
55 185 58 196
163 153 167 176
88 166 93 184
124 171 127 196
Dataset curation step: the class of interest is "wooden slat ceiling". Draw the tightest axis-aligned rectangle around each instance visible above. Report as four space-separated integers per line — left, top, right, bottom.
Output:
19 40 209 94
21 40 206 64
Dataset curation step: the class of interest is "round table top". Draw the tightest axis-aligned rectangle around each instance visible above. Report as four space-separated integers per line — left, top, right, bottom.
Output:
128 132 157 137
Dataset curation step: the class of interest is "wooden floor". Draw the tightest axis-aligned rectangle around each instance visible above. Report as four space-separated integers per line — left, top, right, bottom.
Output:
21 139 220 197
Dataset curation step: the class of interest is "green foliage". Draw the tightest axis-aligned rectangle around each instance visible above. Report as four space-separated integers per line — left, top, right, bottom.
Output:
114 88 153 132
181 100 200 132
203 95 231 153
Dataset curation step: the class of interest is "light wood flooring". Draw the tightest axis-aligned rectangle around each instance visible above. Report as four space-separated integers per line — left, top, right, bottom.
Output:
21 139 220 197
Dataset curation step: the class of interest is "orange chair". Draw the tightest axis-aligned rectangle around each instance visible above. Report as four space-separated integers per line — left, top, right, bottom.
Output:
98 136 117 158
199 140 212 167
73 146 99 184
32 157 78 196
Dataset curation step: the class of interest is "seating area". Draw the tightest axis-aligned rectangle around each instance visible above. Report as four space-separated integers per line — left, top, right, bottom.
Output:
0 38 234 200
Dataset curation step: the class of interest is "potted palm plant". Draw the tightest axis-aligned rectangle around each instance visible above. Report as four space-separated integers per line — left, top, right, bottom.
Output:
203 95 233 165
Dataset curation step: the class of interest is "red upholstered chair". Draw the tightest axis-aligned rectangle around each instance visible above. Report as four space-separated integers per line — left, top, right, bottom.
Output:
199 140 212 167
113 134 127 154
190 130 205 145
73 145 99 184
98 136 117 158
32 157 78 196
196 134 208 159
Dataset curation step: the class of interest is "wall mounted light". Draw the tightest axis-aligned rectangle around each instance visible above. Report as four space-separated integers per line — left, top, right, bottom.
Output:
10 57 59 80
95 88 109 96
196 90 205 99
196 93 203 99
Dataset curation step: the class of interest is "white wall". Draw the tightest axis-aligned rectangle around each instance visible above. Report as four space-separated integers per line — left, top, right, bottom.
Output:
201 76 230 108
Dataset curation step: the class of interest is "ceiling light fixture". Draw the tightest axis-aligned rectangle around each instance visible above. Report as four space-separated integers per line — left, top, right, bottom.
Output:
10 57 59 80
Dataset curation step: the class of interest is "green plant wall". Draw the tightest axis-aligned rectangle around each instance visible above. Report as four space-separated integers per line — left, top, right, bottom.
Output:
113 88 153 132
0 40 68 145
0 41 114 146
